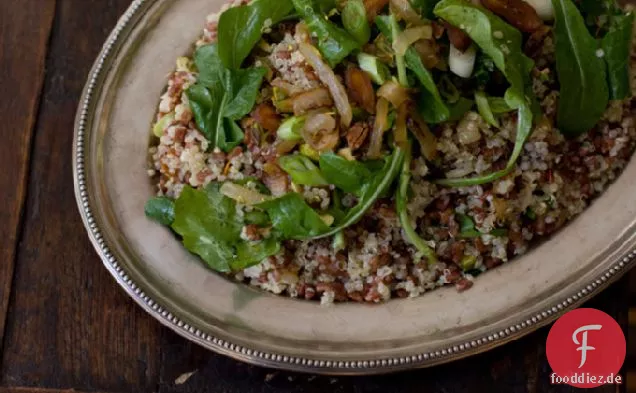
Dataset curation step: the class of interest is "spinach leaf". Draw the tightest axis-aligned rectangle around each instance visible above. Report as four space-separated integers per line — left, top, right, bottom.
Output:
473 53 496 87
552 0 609 136
171 184 279 272
376 15 450 123
258 192 330 239
144 197 175 226
278 155 329 186
218 0 294 69
396 141 438 264
319 153 376 196
292 0 360 66
602 13 634 100
187 44 267 151
434 0 535 186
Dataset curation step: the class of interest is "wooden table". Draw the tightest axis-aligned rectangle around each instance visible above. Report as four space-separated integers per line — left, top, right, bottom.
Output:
0 1 633 392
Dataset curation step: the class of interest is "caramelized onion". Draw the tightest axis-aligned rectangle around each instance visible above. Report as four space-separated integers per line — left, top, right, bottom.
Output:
364 0 390 21
367 98 389 159
302 111 340 151
299 42 353 128
345 66 376 114
292 87 333 116
393 26 433 56
378 80 410 108
389 0 422 25
410 112 438 160
394 103 408 147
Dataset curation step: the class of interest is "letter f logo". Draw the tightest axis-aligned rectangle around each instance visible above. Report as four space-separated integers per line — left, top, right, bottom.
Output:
572 324 602 368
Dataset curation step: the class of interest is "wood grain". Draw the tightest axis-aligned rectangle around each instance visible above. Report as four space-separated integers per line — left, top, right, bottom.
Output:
0 0 161 391
155 278 629 393
0 0 56 351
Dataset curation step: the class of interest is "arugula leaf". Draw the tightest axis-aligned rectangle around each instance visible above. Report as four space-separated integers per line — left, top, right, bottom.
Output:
235 238 281 270
456 214 507 238
376 15 450 123
488 97 515 114
313 146 405 239
144 197 175 226
602 13 634 100
187 44 267 151
278 155 329 186
552 0 609 136
171 184 279 272
292 0 360 66
218 0 294 69
447 97 474 122
475 91 499 128
396 141 437 264
319 153 378 196
258 192 330 239
434 0 535 186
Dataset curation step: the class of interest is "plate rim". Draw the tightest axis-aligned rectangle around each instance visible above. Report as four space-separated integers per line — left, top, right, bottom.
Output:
73 0 636 375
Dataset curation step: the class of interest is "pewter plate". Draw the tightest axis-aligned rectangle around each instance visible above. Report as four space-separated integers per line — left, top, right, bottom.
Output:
73 0 636 374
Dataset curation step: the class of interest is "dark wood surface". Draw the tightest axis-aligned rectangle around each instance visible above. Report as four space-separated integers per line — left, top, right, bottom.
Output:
0 1 633 392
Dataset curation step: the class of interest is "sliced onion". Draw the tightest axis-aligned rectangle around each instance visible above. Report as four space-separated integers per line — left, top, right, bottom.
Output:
449 44 477 79
412 39 440 70
378 80 410 108
220 182 270 206
367 98 389 159
524 0 554 20
363 0 390 21
393 26 433 56
345 66 376 114
274 139 300 155
272 78 306 97
302 111 340 151
299 42 353 128
390 0 422 25
292 87 333 116
410 112 438 161
394 103 408 147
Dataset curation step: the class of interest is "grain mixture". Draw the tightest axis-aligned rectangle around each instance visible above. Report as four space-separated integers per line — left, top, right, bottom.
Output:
145 0 636 304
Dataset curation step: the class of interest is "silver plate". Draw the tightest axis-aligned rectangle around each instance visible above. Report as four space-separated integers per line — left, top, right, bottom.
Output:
73 0 636 374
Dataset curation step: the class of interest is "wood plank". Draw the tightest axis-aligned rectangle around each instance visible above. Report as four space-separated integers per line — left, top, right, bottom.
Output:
157 278 629 393
0 0 56 350
0 389 114 393
0 0 161 391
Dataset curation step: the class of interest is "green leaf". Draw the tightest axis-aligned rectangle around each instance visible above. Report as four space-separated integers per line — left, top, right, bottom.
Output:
258 192 331 239
447 97 474 122
376 15 450 123
224 67 268 120
292 0 360 66
602 13 634 100
234 238 281 270
475 91 499 128
313 146 405 239
172 185 242 272
278 155 329 186
410 0 442 19
187 44 267 151
218 0 295 69
144 197 175 226
170 184 279 272
319 153 377 196
342 0 371 45
434 0 535 186
552 0 609 136
396 141 437 264
488 97 515 114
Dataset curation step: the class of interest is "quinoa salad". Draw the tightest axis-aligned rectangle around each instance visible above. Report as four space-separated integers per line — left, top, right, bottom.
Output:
145 0 636 304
